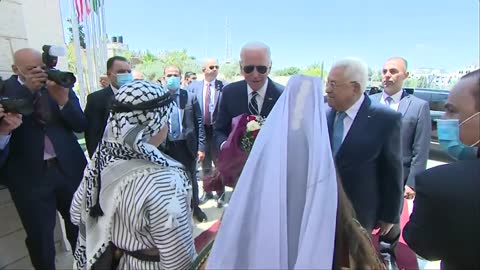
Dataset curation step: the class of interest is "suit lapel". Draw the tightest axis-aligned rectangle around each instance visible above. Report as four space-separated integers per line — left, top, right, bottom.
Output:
327 108 336 142
398 92 412 116
336 95 372 158
214 80 223 106
260 79 277 117
179 90 187 124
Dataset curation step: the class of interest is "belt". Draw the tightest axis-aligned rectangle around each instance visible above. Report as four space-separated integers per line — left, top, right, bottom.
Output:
123 248 160 262
44 158 58 168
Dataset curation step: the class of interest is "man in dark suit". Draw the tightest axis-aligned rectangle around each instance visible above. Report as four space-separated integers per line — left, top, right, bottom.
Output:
370 57 431 268
84 56 132 157
403 70 480 270
214 42 284 150
325 58 403 268
161 65 207 222
0 48 87 270
187 58 227 206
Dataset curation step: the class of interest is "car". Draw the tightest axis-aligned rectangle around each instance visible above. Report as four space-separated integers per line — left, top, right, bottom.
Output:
367 87 449 141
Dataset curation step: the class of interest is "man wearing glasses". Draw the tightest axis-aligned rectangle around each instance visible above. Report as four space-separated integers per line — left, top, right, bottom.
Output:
0 48 87 270
188 59 227 207
214 42 284 151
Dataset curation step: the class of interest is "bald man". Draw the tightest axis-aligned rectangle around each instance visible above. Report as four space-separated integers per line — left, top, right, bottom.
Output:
370 57 431 269
132 70 144 80
186 58 228 207
0 48 87 270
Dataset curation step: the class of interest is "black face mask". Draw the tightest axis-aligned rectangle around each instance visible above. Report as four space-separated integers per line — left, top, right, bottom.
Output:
110 92 174 113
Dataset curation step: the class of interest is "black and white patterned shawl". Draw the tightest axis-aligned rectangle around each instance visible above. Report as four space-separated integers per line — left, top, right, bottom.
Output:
71 80 191 269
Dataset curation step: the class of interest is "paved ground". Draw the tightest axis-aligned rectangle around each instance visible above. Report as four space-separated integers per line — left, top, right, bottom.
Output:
13 155 447 270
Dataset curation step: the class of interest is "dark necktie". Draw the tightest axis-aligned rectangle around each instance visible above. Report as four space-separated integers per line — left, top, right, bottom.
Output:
34 92 55 158
249 92 259 115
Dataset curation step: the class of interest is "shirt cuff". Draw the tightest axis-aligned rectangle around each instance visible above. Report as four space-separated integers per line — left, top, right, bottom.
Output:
0 134 11 150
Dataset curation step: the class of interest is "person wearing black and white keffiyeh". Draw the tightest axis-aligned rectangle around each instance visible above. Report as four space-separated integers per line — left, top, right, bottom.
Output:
70 80 196 269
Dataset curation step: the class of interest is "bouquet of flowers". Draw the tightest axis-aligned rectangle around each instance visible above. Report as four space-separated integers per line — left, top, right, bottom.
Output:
203 113 264 191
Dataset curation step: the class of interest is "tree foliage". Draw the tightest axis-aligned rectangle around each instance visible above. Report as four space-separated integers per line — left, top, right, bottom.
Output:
274 66 301 76
301 63 327 79
66 18 86 49
220 61 241 80
135 49 201 81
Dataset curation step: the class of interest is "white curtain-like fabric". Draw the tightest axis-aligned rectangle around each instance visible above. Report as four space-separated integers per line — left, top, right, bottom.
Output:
206 75 338 269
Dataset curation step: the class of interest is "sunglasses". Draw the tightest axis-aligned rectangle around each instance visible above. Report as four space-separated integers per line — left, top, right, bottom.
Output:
209 65 219 70
165 74 179 77
242 65 269 74
191 77 197 80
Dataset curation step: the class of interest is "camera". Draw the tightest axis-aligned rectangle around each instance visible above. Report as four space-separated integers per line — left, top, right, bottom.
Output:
0 77 34 116
42 45 77 89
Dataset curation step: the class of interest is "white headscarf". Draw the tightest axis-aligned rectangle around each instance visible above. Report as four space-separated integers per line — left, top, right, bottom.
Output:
206 75 338 269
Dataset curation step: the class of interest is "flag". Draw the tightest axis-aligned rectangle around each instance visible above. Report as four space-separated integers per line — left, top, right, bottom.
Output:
74 0 92 22
92 0 102 13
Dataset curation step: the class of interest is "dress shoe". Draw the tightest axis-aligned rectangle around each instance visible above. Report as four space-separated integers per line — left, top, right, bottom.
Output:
216 193 228 208
199 192 214 205
193 208 208 222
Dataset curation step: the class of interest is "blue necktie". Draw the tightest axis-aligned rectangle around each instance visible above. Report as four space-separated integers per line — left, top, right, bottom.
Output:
385 96 393 106
170 94 181 139
332 112 347 156
248 92 259 115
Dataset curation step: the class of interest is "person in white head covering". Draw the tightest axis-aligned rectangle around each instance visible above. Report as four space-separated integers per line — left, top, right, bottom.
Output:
70 80 195 269
206 75 336 269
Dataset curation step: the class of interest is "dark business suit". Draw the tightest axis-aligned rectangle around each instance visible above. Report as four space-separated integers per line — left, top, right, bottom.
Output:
84 85 114 157
0 75 87 270
163 88 205 211
214 78 284 149
187 79 225 178
327 95 403 231
403 159 480 270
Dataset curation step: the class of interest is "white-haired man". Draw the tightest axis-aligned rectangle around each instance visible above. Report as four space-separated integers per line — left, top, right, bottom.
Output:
214 42 284 149
325 58 403 269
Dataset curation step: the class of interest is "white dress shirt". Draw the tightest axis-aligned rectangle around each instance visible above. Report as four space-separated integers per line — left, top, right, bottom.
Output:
247 80 268 114
168 90 183 136
336 94 365 142
380 90 403 112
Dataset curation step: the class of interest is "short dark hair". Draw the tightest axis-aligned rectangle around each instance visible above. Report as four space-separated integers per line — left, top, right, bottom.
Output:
461 69 480 111
163 65 182 76
184 71 196 78
107 56 128 71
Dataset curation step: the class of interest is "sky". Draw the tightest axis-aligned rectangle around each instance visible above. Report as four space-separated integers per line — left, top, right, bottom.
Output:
61 0 480 71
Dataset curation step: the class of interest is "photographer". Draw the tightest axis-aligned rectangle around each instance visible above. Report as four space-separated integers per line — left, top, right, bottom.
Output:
0 48 87 270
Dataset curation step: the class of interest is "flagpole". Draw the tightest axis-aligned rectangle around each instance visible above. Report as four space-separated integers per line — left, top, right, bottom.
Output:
91 7 101 89
84 9 97 95
71 0 87 108
100 0 108 67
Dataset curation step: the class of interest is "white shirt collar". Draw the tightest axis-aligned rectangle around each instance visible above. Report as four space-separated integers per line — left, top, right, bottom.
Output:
247 80 268 98
17 76 24 85
381 89 403 104
205 79 216 87
110 84 118 94
344 94 365 119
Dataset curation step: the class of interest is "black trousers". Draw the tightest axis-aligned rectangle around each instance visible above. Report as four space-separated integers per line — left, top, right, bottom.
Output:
165 140 200 210
8 160 79 270
201 125 224 196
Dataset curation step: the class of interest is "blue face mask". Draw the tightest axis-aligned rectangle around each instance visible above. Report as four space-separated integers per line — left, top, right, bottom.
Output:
166 76 180 91
116 73 133 88
437 112 480 160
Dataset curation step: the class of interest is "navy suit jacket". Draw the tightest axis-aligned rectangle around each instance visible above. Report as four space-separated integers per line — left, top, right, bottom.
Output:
213 78 284 149
327 95 403 230
186 79 226 125
84 85 114 157
0 75 87 189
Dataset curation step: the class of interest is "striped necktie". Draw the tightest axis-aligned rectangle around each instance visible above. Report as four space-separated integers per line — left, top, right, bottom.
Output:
248 91 259 115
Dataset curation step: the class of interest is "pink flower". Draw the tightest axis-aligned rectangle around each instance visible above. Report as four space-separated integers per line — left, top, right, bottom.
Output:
251 129 260 138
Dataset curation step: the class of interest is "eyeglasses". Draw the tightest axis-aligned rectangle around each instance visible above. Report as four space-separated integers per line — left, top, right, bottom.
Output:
242 65 269 74
209 65 219 70
191 77 197 80
326 81 356 90
165 74 180 78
